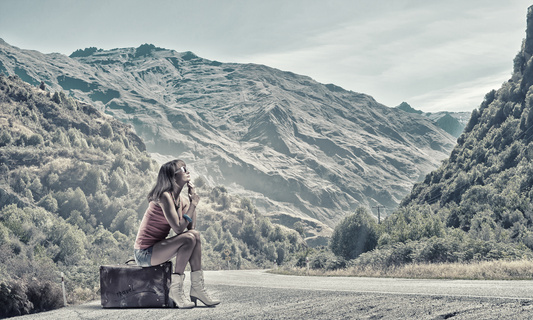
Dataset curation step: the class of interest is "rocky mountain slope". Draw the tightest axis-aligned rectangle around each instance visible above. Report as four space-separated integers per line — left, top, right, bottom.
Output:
0 41 456 232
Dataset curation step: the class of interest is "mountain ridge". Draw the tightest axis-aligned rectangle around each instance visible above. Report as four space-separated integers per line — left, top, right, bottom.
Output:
0 40 456 234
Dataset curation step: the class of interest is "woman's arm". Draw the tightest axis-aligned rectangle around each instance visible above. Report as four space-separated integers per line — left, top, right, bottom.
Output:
160 192 188 234
183 184 199 230
184 202 197 230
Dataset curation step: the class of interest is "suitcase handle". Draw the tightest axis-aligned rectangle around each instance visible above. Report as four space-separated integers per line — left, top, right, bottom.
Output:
125 259 136 265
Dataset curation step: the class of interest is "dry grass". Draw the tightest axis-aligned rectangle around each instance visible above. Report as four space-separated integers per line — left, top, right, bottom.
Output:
272 260 533 280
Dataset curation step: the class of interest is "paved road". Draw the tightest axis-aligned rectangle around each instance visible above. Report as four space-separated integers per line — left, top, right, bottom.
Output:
16 270 533 319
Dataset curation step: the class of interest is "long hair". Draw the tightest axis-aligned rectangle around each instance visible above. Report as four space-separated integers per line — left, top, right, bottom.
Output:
147 159 185 202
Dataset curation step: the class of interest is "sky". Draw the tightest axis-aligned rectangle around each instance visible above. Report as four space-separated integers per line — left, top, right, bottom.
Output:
0 0 531 112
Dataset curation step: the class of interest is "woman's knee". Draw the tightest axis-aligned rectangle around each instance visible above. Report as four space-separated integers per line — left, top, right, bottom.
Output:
173 232 196 247
184 232 196 244
188 229 201 242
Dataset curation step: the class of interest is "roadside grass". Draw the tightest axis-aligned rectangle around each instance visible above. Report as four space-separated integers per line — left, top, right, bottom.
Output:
271 260 533 280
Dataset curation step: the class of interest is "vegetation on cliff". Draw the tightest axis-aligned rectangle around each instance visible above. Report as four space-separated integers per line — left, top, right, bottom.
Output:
299 7 533 275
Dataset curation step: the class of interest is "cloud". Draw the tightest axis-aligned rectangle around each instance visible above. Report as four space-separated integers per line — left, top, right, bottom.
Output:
1 0 530 112
406 70 512 112
235 1 528 111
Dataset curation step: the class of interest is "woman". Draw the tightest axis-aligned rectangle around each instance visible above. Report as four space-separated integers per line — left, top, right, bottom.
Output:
134 159 220 308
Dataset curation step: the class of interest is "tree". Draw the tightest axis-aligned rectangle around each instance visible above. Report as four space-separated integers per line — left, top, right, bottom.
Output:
52 92 61 104
81 167 101 195
29 177 43 200
27 134 43 146
108 171 127 196
110 209 137 235
240 224 260 250
58 228 86 265
0 131 12 146
37 193 58 213
56 187 90 219
293 221 306 237
330 207 378 260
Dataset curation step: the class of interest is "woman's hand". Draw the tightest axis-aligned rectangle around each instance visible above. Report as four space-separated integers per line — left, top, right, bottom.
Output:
188 182 200 206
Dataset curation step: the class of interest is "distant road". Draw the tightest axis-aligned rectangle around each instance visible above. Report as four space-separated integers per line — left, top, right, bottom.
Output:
17 270 533 319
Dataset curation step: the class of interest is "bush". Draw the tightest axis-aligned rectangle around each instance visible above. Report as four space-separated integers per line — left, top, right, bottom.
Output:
0 131 12 146
27 134 43 146
0 278 63 318
52 92 61 104
25 279 63 313
330 207 378 260
0 281 32 318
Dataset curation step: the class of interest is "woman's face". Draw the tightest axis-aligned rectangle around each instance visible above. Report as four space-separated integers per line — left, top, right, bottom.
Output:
174 163 190 186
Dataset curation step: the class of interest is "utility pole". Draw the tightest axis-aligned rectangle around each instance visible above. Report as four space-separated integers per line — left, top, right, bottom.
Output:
372 205 385 224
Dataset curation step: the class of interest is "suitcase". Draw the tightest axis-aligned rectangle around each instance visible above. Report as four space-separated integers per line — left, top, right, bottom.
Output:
100 259 173 308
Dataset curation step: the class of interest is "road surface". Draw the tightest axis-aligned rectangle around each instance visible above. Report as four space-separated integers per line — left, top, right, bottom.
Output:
16 269 533 319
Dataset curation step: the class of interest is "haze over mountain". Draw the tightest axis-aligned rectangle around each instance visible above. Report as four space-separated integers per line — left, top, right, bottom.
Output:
0 40 456 235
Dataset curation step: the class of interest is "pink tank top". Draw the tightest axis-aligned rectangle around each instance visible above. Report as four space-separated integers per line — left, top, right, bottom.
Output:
134 200 175 249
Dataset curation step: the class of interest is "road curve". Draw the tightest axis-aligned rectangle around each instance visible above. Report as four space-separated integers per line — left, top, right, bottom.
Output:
15 270 533 319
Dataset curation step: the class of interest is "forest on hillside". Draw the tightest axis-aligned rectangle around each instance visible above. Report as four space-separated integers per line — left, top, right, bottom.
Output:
0 75 306 318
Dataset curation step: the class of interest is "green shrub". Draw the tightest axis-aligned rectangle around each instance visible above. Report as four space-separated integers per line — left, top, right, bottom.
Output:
0 131 12 146
330 207 378 260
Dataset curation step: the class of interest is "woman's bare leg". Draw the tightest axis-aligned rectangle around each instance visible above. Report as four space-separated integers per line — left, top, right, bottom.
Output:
188 230 202 271
151 232 196 274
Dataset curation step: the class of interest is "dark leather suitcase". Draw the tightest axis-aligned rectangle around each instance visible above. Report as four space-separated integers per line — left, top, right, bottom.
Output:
100 260 172 308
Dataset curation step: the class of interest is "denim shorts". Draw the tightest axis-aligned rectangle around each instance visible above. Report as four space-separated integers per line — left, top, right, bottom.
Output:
134 246 153 267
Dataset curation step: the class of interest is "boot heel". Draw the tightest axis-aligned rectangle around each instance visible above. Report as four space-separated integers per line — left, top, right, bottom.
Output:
190 296 198 306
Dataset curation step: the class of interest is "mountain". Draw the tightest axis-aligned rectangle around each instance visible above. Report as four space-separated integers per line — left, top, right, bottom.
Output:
396 101 423 115
359 5 533 266
396 102 470 138
0 40 456 236
0 74 306 317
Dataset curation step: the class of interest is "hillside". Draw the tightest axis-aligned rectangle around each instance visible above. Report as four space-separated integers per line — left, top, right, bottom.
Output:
349 5 533 267
0 41 456 234
0 73 157 316
0 75 305 317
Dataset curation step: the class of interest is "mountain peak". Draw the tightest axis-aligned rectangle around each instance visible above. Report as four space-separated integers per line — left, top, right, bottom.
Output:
396 102 423 114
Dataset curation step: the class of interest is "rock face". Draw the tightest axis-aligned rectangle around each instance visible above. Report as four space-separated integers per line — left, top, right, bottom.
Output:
0 41 455 233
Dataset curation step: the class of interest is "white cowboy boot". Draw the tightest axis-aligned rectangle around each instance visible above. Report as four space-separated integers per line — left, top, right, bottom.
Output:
190 270 220 306
169 274 195 308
